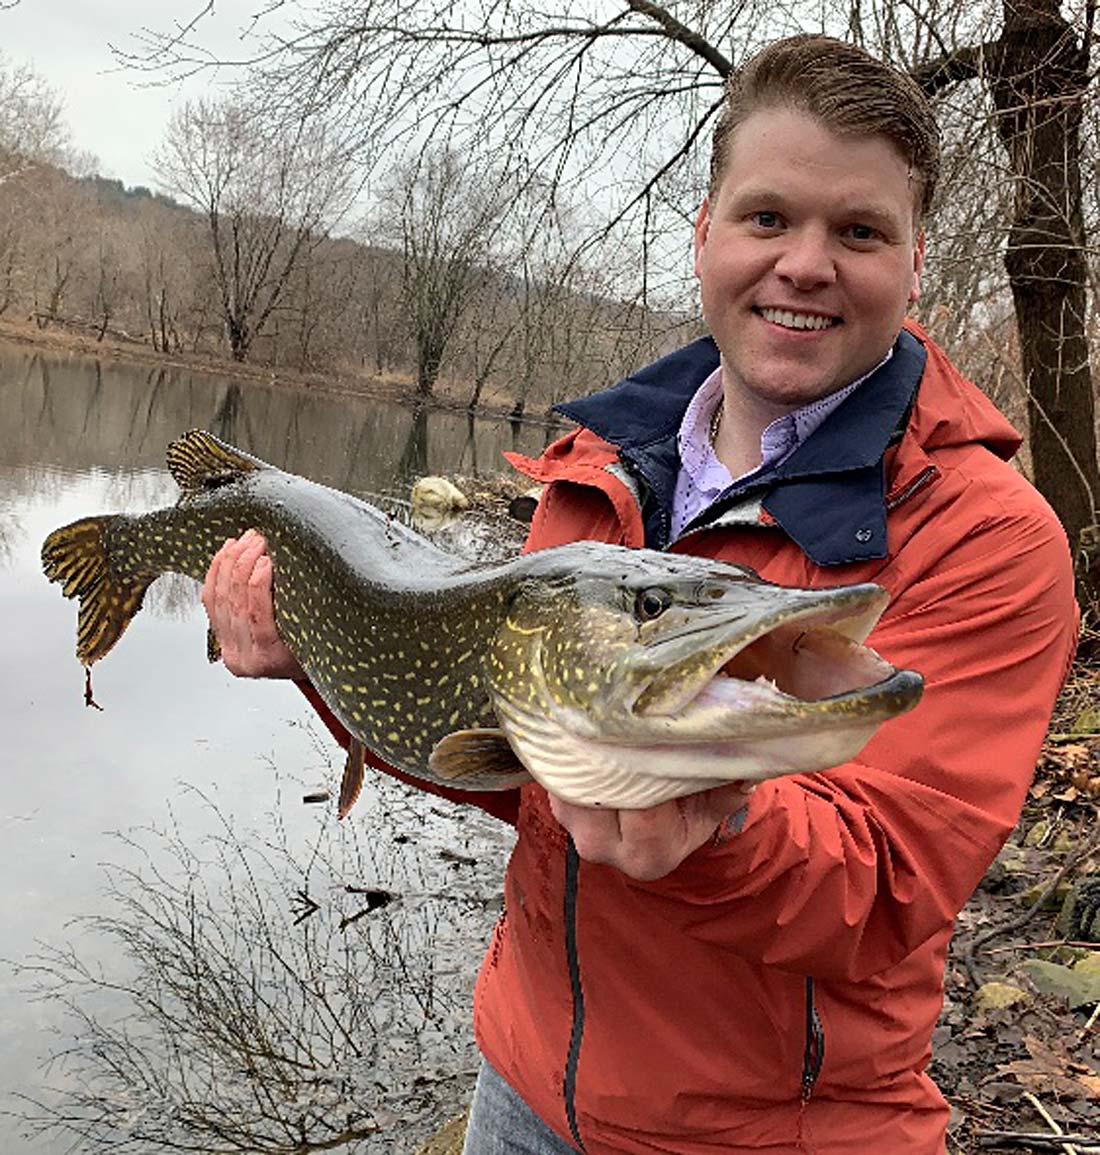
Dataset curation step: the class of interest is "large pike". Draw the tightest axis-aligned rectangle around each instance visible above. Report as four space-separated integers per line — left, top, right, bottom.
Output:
42 431 923 812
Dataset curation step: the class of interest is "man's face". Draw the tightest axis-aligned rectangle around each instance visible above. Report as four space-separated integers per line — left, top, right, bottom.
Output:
694 107 925 417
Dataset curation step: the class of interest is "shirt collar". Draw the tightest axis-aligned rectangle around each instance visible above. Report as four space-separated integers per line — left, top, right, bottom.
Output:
676 348 895 493
554 329 928 565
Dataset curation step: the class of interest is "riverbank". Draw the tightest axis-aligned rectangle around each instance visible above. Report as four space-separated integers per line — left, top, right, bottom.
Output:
0 316 563 426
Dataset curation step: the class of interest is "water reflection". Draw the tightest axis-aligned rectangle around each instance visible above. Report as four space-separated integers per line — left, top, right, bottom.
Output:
0 339 543 1152
14 785 510 1154
0 341 554 496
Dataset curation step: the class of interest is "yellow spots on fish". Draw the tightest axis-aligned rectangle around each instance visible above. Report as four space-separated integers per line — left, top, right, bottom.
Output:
386 731 399 743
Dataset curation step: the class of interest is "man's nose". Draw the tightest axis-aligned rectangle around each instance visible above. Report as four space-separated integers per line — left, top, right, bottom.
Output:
773 227 837 289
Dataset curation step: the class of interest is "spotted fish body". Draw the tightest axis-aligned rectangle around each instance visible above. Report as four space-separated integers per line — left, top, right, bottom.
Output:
43 430 924 812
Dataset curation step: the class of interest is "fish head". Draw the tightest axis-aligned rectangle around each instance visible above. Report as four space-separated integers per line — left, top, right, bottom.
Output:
487 543 923 807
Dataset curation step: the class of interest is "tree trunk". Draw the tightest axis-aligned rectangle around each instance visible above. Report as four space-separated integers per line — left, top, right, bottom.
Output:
989 0 1099 601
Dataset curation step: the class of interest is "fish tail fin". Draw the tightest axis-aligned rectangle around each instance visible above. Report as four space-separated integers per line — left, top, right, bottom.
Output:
165 429 269 497
41 516 156 666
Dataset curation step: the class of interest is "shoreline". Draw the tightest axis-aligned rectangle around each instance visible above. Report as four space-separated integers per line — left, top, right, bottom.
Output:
0 317 567 429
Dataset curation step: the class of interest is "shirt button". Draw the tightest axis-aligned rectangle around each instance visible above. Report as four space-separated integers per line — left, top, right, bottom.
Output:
855 528 873 543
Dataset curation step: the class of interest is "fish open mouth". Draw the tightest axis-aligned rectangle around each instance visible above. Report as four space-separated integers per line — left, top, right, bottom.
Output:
633 587 922 728
693 604 923 730
719 620 897 702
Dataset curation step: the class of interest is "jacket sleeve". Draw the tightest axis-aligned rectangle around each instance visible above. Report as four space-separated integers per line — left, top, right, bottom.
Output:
296 682 521 826
635 499 1077 981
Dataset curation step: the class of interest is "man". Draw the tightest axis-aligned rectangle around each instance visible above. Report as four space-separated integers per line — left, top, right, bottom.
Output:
204 35 1077 1155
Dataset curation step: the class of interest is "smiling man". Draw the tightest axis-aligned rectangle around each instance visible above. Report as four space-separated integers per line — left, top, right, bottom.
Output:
204 34 1077 1155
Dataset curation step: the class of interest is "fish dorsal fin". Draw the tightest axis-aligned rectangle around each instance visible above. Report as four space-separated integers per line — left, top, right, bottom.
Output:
429 729 531 787
166 430 269 496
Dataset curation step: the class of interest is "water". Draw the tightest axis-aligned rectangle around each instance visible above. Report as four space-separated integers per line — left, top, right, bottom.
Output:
0 342 551 1152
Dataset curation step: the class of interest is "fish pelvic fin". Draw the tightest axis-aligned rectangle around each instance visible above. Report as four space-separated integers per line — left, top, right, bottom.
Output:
41 516 156 666
338 739 367 820
166 430 268 497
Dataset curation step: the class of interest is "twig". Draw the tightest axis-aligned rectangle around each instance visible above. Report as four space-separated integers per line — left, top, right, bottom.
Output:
978 1131 1100 1148
1023 1091 1079 1155
981 940 1100 955
289 888 320 925
1079 999 1100 1038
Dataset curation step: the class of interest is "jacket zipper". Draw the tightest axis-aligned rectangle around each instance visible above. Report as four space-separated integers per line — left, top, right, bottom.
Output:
801 976 825 1102
885 465 938 511
562 837 587 1150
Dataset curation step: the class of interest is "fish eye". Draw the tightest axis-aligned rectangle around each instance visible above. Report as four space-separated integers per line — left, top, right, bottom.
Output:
634 587 672 621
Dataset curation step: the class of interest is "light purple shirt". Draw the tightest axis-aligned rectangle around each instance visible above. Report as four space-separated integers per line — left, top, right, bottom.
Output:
670 351 893 540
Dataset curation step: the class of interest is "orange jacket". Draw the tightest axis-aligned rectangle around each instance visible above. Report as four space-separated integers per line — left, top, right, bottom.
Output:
467 322 1077 1154
300 322 1075 1153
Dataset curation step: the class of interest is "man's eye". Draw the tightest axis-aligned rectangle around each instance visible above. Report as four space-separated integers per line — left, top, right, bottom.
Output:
750 211 781 229
846 224 879 242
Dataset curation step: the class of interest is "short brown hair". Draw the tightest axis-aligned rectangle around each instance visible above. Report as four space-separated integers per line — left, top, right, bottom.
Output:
709 35 940 220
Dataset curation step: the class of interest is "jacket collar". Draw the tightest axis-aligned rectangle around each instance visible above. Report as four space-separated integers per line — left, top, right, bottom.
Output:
554 329 928 566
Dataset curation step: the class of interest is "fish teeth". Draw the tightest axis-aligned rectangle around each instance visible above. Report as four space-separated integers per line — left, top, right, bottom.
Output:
758 308 836 331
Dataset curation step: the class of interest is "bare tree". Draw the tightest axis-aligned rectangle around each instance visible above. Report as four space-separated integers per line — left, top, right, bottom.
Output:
0 50 68 183
155 97 360 362
375 147 511 398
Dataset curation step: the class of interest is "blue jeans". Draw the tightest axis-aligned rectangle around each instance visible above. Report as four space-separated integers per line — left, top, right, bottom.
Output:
462 1059 581 1154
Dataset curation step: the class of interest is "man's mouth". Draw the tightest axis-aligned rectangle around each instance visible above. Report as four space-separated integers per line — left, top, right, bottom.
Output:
756 307 840 331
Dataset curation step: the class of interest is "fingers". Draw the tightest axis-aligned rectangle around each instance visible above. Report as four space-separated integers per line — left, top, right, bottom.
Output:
548 794 683 880
247 554 280 646
548 782 757 881
201 530 300 678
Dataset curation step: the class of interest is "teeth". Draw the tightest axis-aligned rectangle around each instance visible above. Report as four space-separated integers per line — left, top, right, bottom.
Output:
759 308 836 331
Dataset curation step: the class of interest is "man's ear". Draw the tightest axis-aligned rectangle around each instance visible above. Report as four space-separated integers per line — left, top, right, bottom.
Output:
693 197 712 277
909 231 926 304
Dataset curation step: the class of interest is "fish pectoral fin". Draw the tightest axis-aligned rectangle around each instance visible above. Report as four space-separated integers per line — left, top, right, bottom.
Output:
429 729 527 781
337 739 367 820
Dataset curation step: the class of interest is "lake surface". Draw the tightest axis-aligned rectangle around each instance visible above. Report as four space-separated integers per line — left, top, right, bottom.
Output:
0 341 553 1152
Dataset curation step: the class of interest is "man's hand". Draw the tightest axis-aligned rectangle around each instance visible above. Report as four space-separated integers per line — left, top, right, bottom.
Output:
547 782 756 881
201 529 305 679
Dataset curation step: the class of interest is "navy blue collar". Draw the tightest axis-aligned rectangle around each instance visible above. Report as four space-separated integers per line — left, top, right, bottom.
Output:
554 329 927 565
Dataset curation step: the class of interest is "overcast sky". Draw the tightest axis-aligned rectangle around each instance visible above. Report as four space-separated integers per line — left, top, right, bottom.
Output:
2 0 272 187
